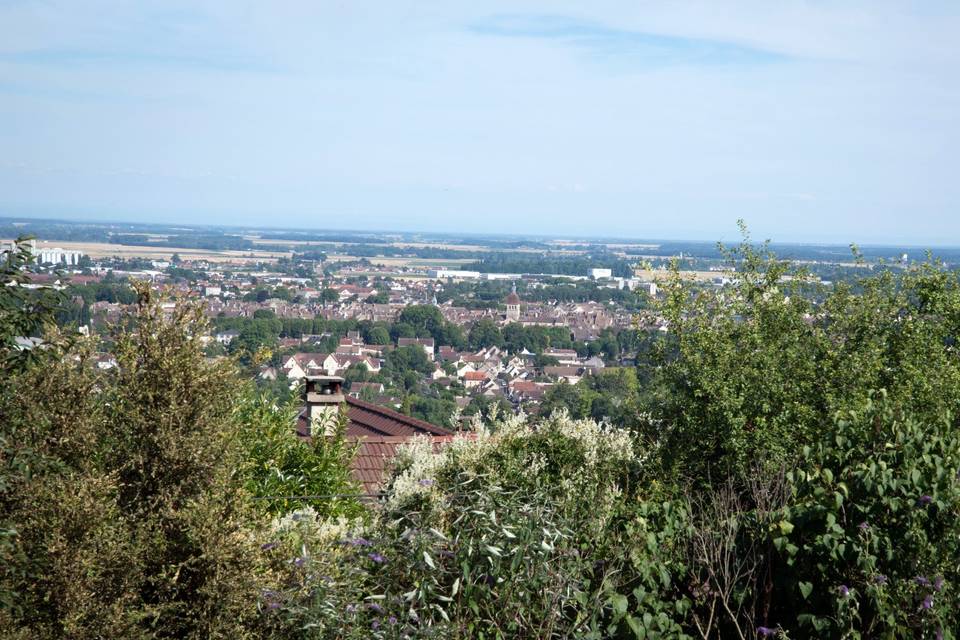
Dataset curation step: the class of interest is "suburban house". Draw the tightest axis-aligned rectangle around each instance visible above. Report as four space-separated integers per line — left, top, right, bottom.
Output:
282 352 334 379
347 382 385 399
543 366 588 385
297 376 456 493
462 370 490 389
397 337 435 360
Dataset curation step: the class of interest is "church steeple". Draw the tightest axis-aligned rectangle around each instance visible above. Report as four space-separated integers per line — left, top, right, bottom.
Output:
505 283 521 322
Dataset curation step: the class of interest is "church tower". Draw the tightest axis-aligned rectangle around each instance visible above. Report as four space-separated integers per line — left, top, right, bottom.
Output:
505 283 521 322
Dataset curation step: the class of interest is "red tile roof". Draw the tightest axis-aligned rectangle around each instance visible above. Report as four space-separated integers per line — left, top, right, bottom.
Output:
351 434 466 493
343 396 452 437
296 397 453 439
296 397 456 493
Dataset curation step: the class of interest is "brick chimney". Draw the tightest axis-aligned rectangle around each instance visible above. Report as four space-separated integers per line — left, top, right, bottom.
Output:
303 375 345 436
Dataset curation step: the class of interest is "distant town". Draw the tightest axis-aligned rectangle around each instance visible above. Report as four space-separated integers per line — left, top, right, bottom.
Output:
4 216 958 428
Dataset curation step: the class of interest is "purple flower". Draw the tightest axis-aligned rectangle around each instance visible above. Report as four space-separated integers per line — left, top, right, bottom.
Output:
922 594 934 610
757 627 777 638
368 602 384 613
915 576 931 587
858 521 870 532
389 616 398 625
934 576 944 592
368 552 386 564
371 620 380 630
418 479 435 486
919 495 934 506
293 556 306 568
349 537 373 547
260 542 278 551
937 629 944 640
266 601 280 611
345 604 358 613
839 585 850 597
874 574 888 585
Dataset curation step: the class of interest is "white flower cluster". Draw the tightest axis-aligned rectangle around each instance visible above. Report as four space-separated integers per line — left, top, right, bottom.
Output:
271 506 320 534
271 507 367 548
487 408 636 478
385 412 637 513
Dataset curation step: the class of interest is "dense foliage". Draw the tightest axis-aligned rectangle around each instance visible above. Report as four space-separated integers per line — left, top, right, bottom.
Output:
236 396 365 519
1 285 263 637
3 232 960 638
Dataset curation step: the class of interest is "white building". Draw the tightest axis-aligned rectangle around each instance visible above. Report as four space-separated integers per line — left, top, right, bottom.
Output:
36 247 84 266
624 279 658 296
428 269 481 279
588 268 612 280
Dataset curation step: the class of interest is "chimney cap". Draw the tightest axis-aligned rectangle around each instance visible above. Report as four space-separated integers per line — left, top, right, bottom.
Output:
304 375 345 383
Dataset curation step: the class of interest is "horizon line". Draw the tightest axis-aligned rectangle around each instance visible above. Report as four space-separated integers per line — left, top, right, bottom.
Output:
1 212 958 251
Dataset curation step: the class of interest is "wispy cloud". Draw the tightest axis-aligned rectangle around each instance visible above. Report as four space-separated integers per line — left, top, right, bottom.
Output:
469 14 790 68
0 47 280 73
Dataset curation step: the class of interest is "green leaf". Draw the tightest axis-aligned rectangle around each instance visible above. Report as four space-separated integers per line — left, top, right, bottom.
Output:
626 615 645 639
610 593 628 616
799 581 813 600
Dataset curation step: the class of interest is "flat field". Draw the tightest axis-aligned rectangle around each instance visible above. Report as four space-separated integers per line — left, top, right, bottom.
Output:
14 239 290 263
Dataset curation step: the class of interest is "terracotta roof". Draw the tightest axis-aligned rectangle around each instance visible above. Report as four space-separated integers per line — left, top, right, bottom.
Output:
505 291 521 305
297 396 452 439
351 434 463 493
398 337 435 347
296 397 456 493
291 352 329 366
543 366 586 378
345 396 452 437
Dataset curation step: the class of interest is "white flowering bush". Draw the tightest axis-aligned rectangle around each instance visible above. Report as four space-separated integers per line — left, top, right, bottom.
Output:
258 411 647 639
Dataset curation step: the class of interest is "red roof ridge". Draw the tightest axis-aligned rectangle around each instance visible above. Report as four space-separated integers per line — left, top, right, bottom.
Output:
345 396 453 436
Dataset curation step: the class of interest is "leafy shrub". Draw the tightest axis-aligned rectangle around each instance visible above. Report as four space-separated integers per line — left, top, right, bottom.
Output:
260 411 646 638
1 288 267 638
769 392 960 637
235 395 365 519
654 228 960 485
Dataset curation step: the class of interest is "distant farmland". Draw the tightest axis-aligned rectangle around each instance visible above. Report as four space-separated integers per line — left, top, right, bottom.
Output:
11 239 291 263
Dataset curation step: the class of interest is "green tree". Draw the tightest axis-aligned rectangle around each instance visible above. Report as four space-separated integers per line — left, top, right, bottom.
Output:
397 305 444 338
0 237 66 371
468 318 503 349
651 226 960 484
386 344 434 379
1 287 264 637
365 325 390 346
235 395 364 517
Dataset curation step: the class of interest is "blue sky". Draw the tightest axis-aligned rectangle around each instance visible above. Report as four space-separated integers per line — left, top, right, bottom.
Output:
1 1 958 244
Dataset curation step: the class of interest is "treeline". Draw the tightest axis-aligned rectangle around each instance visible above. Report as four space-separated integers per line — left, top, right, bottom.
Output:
110 233 290 253
438 278 650 309
215 306 636 365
